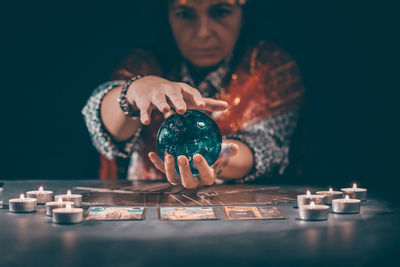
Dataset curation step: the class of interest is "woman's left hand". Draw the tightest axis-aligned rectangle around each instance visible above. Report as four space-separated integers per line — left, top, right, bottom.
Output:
148 143 239 189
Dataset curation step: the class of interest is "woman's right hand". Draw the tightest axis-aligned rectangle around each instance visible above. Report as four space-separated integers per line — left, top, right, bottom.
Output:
126 75 228 124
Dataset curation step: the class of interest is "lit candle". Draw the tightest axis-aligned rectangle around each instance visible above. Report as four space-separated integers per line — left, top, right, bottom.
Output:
54 190 82 207
332 195 361 214
297 190 325 208
299 201 330 221
9 194 37 213
26 186 54 204
45 197 74 217
52 203 84 224
341 183 367 201
316 187 343 205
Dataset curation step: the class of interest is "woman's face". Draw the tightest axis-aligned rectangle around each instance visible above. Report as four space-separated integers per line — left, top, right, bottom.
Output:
168 0 243 68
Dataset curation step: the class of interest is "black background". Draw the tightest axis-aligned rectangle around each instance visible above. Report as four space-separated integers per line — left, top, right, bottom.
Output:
2 1 399 188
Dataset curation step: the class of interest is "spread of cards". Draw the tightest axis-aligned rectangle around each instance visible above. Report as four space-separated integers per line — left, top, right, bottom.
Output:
76 182 296 221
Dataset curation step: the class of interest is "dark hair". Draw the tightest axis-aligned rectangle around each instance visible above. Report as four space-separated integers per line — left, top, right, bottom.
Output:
154 0 261 72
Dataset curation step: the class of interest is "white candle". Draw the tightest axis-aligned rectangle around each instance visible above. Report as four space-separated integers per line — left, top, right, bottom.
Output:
9 194 37 213
26 186 54 204
316 187 343 205
54 190 82 207
341 183 367 201
45 197 74 217
52 203 83 224
297 190 325 207
299 201 330 221
332 195 361 214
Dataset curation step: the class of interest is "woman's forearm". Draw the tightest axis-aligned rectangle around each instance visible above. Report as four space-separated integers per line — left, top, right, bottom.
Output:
100 85 141 142
219 139 254 180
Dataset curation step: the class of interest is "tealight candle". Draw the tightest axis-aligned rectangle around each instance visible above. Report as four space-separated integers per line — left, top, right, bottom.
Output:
297 190 325 207
341 183 367 201
45 197 74 217
9 194 37 213
54 190 82 207
332 195 361 214
299 201 330 221
316 187 343 205
26 186 54 204
52 203 83 224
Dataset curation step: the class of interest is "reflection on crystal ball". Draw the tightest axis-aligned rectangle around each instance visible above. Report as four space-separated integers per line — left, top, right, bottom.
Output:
156 110 222 175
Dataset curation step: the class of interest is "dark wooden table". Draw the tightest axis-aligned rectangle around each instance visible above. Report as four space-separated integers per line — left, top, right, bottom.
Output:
0 180 398 267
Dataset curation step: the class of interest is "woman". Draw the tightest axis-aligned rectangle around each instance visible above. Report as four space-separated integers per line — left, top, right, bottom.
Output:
82 0 304 189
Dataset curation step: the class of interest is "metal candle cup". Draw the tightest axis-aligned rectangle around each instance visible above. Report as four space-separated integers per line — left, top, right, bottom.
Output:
26 186 53 204
45 198 74 216
299 202 330 221
52 203 83 224
316 189 343 205
297 191 325 207
341 184 367 201
332 196 361 214
9 194 37 213
54 190 82 207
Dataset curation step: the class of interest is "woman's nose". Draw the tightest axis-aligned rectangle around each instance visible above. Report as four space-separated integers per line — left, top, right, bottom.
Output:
196 17 212 39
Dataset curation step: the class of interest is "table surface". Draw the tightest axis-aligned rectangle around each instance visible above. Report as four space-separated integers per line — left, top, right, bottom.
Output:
0 180 399 267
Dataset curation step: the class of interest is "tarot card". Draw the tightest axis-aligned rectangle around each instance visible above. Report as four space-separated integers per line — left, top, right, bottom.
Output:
158 207 218 221
86 206 145 221
223 206 286 220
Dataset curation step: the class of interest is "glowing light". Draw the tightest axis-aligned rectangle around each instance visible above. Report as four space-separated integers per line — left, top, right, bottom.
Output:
39 186 43 194
310 201 315 209
57 197 63 206
66 203 72 212
329 188 333 194
20 194 25 202
353 183 357 191
67 190 72 199
345 195 350 202
306 190 311 198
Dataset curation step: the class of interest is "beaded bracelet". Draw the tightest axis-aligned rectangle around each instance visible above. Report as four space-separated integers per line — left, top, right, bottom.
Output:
118 75 143 117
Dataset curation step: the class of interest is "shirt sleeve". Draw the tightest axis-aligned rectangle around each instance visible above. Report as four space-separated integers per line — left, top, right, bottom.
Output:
81 80 143 160
224 107 299 182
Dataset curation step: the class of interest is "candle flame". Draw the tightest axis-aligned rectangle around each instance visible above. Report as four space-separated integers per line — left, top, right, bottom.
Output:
57 197 63 206
39 186 43 194
345 195 350 202
20 194 25 202
310 201 315 209
67 190 71 199
306 190 311 198
353 183 357 191
329 187 333 194
66 202 72 212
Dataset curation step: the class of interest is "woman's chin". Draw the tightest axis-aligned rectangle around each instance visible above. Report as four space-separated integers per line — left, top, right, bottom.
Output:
190 57 223 68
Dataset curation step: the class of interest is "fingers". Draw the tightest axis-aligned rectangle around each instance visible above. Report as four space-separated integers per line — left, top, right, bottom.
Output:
202 98 229 112
164 154 180 185
177 83 205 107
151 94 170 114
165 86 187 114
135 100 151 125
148 152 165 173
193 154 215 186
177 155 198 189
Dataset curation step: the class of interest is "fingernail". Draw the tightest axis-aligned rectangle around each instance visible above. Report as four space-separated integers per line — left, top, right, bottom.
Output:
194 155 201 163
178 156 186 165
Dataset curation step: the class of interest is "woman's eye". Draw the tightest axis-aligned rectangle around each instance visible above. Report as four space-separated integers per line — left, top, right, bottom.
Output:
175 10 195 20
209 8 231 19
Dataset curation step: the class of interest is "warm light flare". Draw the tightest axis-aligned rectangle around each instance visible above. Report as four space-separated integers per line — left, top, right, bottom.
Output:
20 194 25 202
329 187 333 194
310 201 315 209
39 186 44 194
57 197 63 206
306 190 311 198
66 203 72 212
345 195 350 202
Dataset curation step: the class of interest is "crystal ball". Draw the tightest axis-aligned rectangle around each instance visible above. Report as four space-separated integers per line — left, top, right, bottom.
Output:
156 110 222 175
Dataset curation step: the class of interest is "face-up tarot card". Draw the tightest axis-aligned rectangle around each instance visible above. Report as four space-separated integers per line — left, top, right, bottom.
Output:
86 206 146 221
158 207 218 221
223 206 286 220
